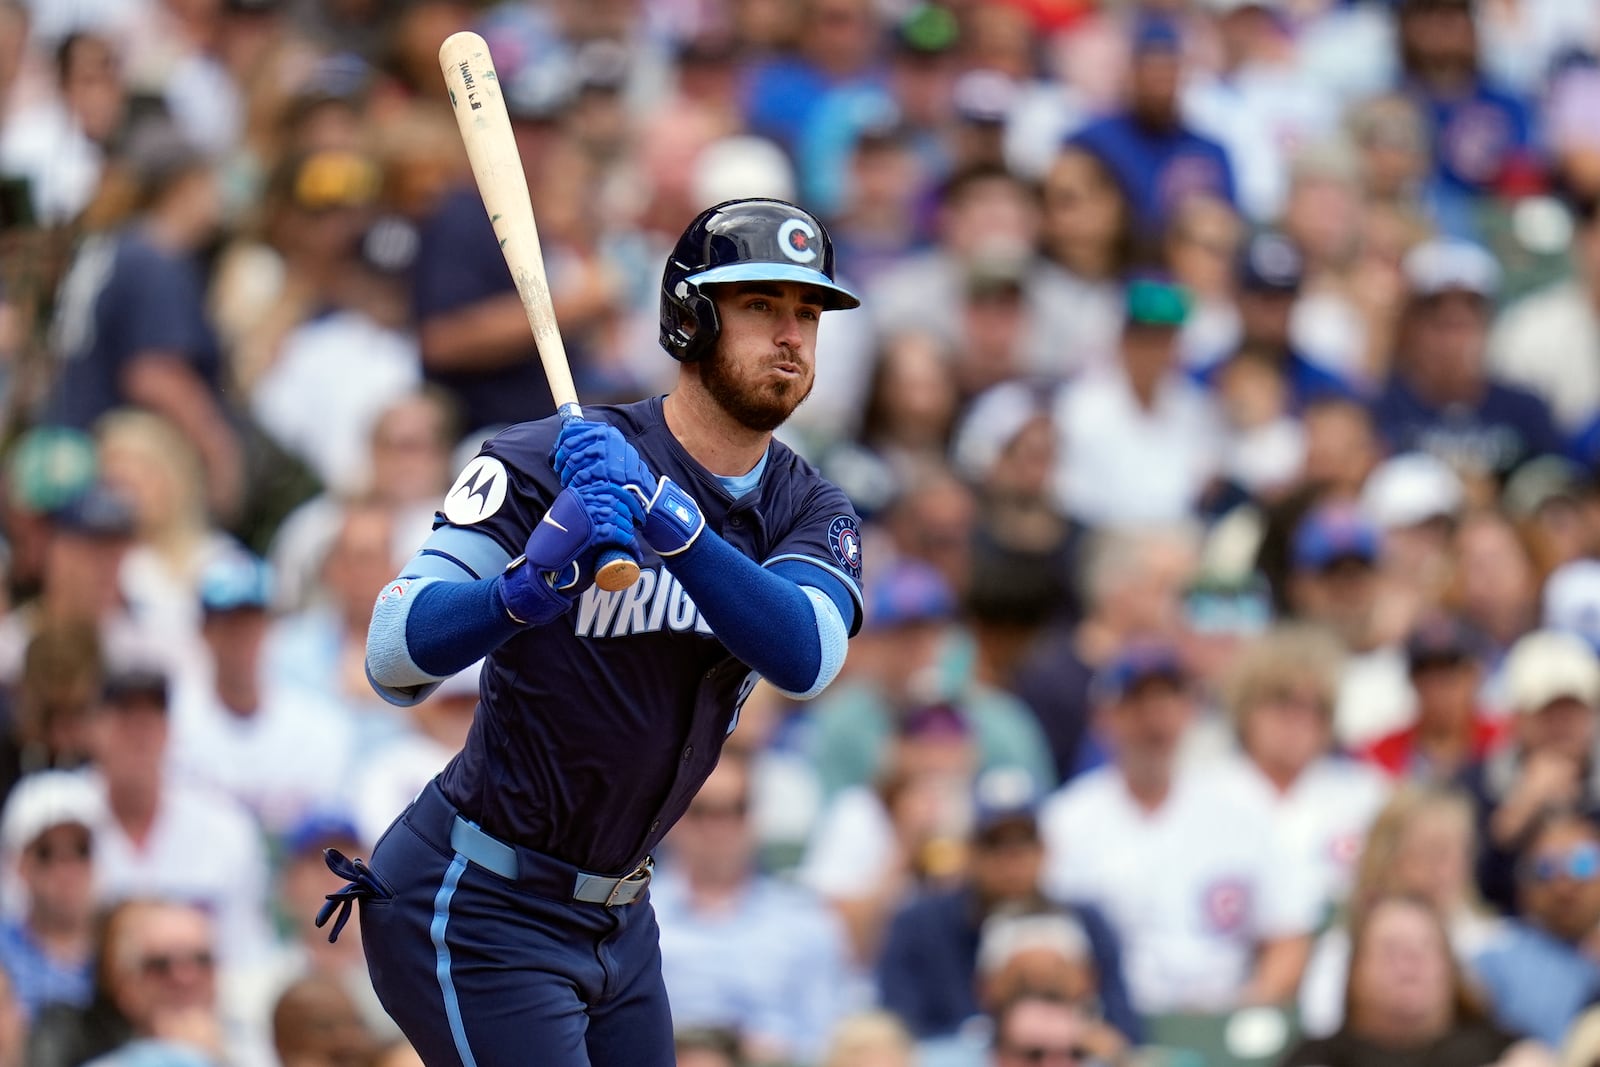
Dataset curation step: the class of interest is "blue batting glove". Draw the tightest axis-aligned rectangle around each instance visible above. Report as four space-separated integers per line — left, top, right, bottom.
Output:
496 488 642 625
552 419 654 520
550 418 706 557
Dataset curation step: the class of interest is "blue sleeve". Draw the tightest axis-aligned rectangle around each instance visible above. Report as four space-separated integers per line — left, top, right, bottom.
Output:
119 245 208 358
760 479 866 634
403 577 522 677
663 527 836 697
1074 901 1144 1044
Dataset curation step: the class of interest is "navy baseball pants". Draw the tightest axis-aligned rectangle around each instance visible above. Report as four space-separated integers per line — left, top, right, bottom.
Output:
327 780 675 1067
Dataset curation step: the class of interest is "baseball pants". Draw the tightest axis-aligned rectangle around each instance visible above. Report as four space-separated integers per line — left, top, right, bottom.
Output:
339 780 675 1067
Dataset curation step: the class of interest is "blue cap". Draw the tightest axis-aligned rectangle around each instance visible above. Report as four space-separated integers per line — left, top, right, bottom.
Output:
199 551 274 613
1239 233 1304 293
1132 16 1182 55
867 561 955 631
1091 641 1188 705
972 767 1041 838
1293 505 1382 571
50 485 136 539
284 810 362 857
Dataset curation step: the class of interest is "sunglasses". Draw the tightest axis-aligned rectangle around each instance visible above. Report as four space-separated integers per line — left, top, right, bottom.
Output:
1524 843 1600 884
685 800 748 822
29 838 92 865
1001 1042 1088 1065
139 949 215 978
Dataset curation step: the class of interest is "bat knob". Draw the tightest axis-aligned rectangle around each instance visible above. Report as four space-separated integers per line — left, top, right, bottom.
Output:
595 551 640 592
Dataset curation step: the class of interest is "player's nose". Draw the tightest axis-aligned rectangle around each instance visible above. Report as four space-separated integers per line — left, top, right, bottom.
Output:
773 308 804 348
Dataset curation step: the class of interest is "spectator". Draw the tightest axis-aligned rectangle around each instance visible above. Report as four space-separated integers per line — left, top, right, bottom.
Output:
876 769 1138 1047
0 769 101 1020
1359 452 1465 630
1453 509 1541 661
28 898 227 1067
1223 624 1391 906
87 663 275 968
654 752 852 1065
1287 504 1411 748
0 487 137 685
1282 893 1544 1067
1490 195 1600 437
1029 145 1133 378
1394 0 1536 209
42 125 244 521
1466 631 1600 915
167 550 352 835
1197 233 1359 411
1472 808 1600 1048
806 560 1053 802
1009 523 1201 783
1360 616 1507 784
1 621 102 791
348 661 480 849
1371 239 1564 489
823 1012 915 1067
1299 786 1503 1038
675 1027 744 1067
1053 276 1224 527
1040 640 1321 1015
988 991 1102 1067
1068 16 1236 236
0 30 125 225
271 973 380 1067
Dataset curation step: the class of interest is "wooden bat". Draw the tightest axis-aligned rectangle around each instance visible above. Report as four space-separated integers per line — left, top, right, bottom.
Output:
438 30 639 594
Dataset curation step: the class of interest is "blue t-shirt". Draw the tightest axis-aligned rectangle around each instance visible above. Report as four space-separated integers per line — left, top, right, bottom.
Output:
1413 79 1534 198
0 919 91 1020
43 229 221 430
434 396 863 873
413 187 563 434
876 887 1141 1043
1371 375 1564 480
1069 113 1236 234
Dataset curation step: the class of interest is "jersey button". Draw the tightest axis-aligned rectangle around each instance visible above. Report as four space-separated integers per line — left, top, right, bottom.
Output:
728 516 743 528
682 745 694 761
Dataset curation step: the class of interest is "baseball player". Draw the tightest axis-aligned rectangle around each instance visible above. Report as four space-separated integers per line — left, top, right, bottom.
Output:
319 199 865 1067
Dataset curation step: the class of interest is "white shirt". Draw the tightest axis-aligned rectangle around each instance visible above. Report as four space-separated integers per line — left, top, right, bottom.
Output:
168 680 355 837
652 868 854 1062
1053 366 1224 527
93 777 275 966
347 732 455 849
0 100 102 225
795 785 895 901
1040 764 1321 1014
1335 645 1413 749
1231 755 1392 907
1488 280 1600 435
251 310 421 496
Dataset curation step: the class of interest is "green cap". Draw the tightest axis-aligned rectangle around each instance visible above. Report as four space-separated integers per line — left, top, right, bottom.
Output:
6 427 98 514
1125 277 1190 328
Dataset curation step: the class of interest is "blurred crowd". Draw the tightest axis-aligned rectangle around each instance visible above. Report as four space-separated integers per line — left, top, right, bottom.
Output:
2 0 1600 1065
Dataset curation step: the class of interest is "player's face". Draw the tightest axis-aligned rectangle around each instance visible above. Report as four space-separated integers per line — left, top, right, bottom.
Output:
703 282 822 432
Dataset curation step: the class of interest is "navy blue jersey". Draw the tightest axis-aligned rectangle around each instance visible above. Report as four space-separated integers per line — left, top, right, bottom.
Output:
413 187 562 433
1371 374 1565 481
434 397 863 873
44 228 222 429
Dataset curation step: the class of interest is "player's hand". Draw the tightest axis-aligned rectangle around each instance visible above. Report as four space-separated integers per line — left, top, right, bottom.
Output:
552 419 706 556
552 419 654 519
496 487 641 625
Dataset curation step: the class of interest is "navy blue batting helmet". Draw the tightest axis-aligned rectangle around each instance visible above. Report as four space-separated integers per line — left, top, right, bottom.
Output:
659 199 860 363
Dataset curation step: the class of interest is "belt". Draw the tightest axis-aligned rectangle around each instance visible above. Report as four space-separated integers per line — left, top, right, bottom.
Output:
409 780 653 907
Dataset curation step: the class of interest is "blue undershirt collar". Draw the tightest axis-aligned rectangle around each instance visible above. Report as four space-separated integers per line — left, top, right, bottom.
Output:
713 450 768 499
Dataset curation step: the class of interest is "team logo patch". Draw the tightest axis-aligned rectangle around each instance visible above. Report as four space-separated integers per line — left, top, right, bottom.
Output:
778 218 819 264
828 515 863 579
443 456 509 525
1201 877 1252 935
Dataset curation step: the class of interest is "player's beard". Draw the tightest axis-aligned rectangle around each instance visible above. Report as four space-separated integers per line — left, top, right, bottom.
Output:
701 346 813 433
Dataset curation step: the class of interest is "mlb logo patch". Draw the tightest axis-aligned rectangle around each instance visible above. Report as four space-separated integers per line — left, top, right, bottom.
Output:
1201 877 1252 935
828 515 862 579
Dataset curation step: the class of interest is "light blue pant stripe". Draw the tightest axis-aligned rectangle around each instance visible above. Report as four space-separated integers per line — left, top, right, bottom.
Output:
431 854 478 1067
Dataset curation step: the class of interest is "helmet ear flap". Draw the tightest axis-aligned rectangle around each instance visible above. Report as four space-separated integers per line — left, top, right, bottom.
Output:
666 280 720 363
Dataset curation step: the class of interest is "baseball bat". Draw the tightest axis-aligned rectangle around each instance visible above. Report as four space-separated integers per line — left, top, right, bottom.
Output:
438 30 639 594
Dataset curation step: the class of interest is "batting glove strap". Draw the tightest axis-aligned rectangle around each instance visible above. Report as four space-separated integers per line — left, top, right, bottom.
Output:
643 476 705 558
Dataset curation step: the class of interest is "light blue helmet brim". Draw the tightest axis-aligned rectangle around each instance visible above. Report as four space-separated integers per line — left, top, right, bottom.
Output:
685 262 861 310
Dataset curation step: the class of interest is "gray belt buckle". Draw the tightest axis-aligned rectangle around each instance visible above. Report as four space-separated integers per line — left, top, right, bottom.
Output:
604 857 654 907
